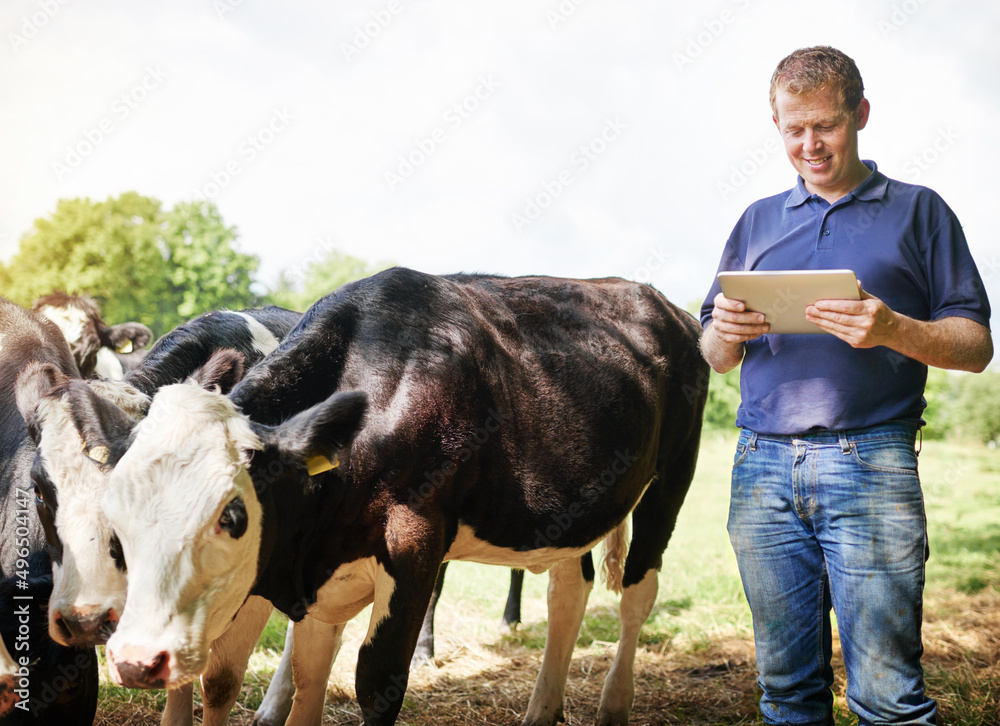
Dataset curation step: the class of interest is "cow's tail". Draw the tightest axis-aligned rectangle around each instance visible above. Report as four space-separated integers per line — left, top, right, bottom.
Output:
601 517 629 595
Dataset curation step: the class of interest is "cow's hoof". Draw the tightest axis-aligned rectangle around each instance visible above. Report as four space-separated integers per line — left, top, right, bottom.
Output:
595 708 629 726
522 705 565 726
497 620 519 635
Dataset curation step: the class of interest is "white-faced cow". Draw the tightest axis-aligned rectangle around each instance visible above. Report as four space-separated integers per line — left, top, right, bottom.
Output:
103 268 708 726
22 306 306 725
32 292 153 380
0 297 99 724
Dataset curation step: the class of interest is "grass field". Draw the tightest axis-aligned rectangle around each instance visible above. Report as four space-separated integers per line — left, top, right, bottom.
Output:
94 433 1000 725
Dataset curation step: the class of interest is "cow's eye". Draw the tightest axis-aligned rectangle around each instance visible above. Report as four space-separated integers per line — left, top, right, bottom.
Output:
218 497 248 539
33 485 47 509
109 534 127 573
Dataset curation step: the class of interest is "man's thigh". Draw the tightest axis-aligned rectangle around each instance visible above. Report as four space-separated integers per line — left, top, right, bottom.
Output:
814 428 934 724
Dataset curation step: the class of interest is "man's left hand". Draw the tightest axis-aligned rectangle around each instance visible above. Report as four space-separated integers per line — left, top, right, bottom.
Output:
805 280 898 348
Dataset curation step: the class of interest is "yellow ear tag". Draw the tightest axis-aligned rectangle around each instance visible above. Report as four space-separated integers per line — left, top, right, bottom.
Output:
87 446 110 464
306 454 339 476
115 340 134 354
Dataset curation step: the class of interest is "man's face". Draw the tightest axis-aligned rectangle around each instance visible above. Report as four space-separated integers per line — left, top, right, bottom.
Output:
773 86 870 202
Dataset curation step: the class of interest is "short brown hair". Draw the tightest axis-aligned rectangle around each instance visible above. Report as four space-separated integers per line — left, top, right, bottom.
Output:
770 46 865 119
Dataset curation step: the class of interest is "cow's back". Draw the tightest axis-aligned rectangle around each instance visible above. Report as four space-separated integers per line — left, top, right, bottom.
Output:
234 268 704 557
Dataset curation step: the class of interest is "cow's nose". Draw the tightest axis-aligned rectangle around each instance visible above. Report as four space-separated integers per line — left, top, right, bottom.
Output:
51 607 118 646
106 646 171 689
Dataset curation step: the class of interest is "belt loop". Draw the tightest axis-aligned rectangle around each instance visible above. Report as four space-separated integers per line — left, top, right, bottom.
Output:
748 431 758 451
839 431 851 454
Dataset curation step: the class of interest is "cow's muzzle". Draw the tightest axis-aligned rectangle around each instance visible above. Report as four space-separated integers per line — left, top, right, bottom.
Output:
51 606 119 646
106 645 171 689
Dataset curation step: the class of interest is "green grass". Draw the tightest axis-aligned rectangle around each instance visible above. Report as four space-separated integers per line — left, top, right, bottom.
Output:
95 433 1000 725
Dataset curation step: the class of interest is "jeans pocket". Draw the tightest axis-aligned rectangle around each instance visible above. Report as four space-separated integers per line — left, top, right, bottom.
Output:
733 436 751 468
850 438 918 475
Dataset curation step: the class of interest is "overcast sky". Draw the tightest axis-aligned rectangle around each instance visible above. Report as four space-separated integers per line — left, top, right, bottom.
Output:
3 0 998 315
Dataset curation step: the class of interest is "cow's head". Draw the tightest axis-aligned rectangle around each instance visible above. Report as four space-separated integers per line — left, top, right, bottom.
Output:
33 292 152 380
103 380 367 689
15 362 149 647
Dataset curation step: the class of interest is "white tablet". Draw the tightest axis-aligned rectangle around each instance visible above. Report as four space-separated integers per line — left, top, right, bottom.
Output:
716 269 860 334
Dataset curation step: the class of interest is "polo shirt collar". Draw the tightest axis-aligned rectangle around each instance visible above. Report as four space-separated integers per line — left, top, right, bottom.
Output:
785 160 888 208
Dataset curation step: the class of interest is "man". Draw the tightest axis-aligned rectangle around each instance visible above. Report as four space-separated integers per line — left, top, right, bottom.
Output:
700 46 992 726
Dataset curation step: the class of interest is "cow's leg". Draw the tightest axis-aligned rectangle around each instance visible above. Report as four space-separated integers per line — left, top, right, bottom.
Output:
411 563 447 667
523 556 593 726
355 549 444 726
595 429 699 726
199 595 273 726
500 568 525 633
597 567 658 726
159 683 194 726
285 616 346 726
252 620 295 726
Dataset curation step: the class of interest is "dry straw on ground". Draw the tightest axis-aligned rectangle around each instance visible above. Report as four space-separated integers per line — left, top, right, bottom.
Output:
92 588 1000 726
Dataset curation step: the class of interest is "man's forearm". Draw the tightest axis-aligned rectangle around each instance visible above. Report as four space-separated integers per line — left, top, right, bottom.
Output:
888 315 993 372
699 322 746 374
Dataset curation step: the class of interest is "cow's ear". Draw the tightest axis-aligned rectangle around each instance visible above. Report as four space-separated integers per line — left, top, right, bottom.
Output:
191 349 246 395
65 384 140 468
15 362 70 430
264 391 368 475
104 322 153 354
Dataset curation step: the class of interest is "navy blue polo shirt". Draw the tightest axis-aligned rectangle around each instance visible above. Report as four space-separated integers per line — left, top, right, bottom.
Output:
700 161 991 435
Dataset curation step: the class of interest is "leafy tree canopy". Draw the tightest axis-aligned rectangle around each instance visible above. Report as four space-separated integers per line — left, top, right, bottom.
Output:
0 192 260 336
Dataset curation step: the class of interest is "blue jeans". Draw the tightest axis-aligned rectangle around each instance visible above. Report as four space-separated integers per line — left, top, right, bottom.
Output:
728 423 936 726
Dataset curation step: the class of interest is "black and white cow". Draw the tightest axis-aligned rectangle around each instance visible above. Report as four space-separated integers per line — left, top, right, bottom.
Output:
102 268 708 726
0 297 99 724
32 293 153 380
21 306 304 726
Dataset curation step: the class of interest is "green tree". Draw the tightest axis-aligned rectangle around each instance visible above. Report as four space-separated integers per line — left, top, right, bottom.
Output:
949 370 1000 444
702 366 742 431
0 193 259 336
161 200 260 321
266 246 389 312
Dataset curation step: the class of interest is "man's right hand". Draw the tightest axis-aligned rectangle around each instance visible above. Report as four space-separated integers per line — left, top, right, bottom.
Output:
699 293 770 373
